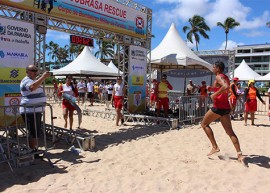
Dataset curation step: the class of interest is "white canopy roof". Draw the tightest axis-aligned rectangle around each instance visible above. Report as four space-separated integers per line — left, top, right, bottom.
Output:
234 59 261 81
255 72 270 81
52 47 118 77
108 60 120 73
151 23 212 71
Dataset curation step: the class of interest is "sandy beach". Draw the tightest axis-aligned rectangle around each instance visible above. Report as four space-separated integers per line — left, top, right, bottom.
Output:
1 102 270 193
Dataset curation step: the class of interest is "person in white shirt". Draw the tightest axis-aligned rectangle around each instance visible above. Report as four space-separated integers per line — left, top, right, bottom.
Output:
112 76 126 126
77 79 86 105
107 81 114 101
87 78 94 106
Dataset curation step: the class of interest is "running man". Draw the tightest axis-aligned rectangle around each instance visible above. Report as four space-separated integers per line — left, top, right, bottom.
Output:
200 61 245 165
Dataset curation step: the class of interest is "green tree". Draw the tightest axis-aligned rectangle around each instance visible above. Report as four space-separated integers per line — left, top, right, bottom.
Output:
94 40 114 62
46 41 59 64
182 15 210 51
217 17 240 51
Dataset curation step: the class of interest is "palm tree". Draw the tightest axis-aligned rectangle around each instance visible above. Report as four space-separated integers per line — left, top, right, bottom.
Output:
182 15 210 51
217 17 240 51
95 40 114 61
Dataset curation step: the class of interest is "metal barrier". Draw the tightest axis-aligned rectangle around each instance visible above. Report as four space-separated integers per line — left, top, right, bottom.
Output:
0 103 55 171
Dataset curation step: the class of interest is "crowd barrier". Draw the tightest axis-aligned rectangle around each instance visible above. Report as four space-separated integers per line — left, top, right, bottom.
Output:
0 103 55 171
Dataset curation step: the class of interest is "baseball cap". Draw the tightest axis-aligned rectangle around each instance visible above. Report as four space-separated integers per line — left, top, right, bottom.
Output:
233 77 239 81
201 81 206 84
162 74 167 79
117 76 122 80
248 79 255 86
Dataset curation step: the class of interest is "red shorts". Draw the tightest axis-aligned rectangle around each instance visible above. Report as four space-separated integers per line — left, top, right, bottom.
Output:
157 97 169 110
62 100 76 111
245 99 257 112
229 97 237 107
150 93 157 102
114 96 123 109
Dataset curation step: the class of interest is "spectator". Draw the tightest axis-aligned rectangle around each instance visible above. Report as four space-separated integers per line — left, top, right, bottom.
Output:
87 78 94 106
198 80 208 108
155 74 173 118
20 65 51 151
94 82 99 102
107 81 114 101
186 80 198 95
150 79 158 109
243 80 265 126
229 77 239 120
77 79 86 105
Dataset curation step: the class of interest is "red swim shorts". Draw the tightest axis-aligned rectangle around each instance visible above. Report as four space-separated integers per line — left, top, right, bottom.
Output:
114 96 123 109
150 93 157 102
62 100 76 111
157 97 169 110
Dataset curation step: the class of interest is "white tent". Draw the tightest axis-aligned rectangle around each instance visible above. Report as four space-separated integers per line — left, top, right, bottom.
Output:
52 47 118 77
234 59 261 81
255 72 270 81
107 60 122 74
151 23 212 71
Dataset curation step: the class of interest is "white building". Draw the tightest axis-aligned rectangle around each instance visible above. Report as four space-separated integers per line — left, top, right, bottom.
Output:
234 43 270 76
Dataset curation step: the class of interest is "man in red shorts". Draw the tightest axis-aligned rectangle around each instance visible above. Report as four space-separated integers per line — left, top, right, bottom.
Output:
155 74 173 118
112 76 126 126
200 61 245 166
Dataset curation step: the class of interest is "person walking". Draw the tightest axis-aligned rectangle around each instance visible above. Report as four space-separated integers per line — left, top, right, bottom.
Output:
20 65 51 150
155 74 173 118
111 76 126 126
200 61 245 164
86 78 94 106
243 80 265 126
58 75 78 130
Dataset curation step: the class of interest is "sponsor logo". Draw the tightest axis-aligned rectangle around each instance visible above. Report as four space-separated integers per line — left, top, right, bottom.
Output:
0 25 6 35
0 50 5 58
135 16 144 29
6 51 28 59
10 69 19 78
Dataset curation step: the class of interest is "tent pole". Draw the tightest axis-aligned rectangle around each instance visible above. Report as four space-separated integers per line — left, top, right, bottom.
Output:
183 67 186 96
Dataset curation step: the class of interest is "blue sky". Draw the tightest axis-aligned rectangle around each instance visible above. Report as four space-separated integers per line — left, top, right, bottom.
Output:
46 0 270 56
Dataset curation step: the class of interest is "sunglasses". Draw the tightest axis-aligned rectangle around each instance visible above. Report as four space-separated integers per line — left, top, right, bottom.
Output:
28 69 38 72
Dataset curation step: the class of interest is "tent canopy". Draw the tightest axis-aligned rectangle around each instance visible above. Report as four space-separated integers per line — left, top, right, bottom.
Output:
255 72 270 81
150 23 212 71
52 46 119 77
107 60 122 74
234 59 261 81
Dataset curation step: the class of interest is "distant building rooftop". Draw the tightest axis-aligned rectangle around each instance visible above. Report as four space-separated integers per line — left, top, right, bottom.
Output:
236 43 270 47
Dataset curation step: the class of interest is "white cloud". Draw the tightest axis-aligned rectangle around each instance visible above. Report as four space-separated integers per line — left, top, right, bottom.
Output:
46 30 70 40
242 30 266 37
218 40 244 50
154 0 270 32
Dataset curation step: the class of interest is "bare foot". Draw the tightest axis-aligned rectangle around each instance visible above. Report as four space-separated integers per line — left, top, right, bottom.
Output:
207 147 220 156
238 155 248 167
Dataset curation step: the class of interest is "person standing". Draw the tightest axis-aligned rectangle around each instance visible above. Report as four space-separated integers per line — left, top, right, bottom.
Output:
87 78 94 106
77 79 86 105
229 77 239 120
111 76 126 126
58 75 78 130
20 65 51 150
155 74 173 118
150 79 158 109
243 80 265 126
186 80 198 95
200 61 245 164
198 80 208 108
107 81 114 101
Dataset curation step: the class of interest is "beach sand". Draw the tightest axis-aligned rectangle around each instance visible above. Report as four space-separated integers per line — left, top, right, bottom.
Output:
1 102 270 193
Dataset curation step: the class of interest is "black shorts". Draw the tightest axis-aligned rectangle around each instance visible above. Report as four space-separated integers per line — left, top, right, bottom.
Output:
79 92 85 98
87 92 93 99
211 107 230 116
21 113 42 138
